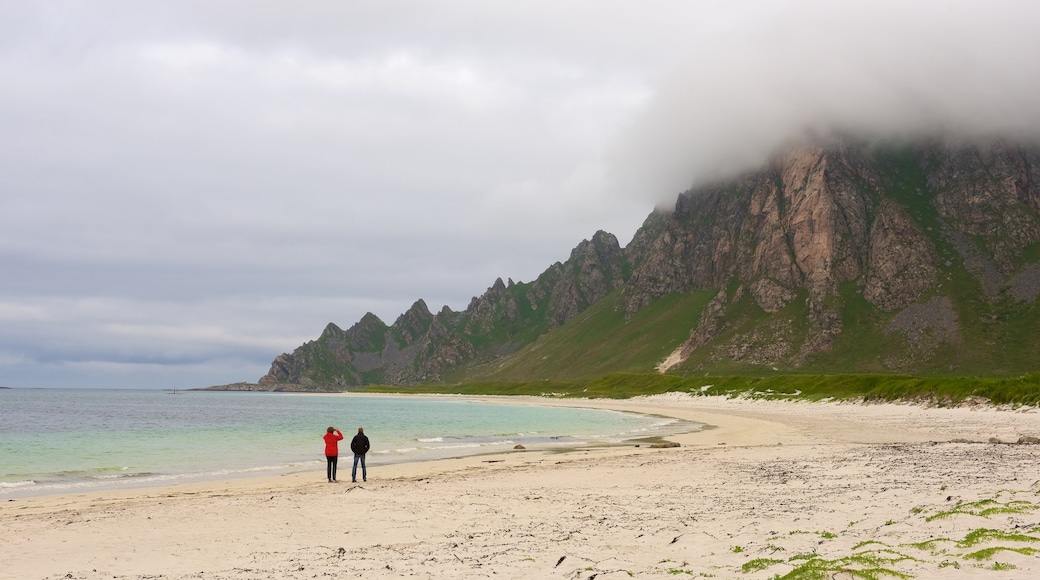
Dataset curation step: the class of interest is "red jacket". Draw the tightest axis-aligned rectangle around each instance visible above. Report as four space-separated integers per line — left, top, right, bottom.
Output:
324 429 343 456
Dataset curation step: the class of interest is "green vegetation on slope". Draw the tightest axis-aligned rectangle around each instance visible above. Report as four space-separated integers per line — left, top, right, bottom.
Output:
874 146 1040 375
364 371 1040 407
675 283 814 375
459 290 716 382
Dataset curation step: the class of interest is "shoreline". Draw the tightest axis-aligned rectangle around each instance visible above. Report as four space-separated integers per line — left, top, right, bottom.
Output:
1 393 704 505
4 394 1040 579
1 391 692 501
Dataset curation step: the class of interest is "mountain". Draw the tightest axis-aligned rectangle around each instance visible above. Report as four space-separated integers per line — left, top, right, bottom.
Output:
245 136 1040 391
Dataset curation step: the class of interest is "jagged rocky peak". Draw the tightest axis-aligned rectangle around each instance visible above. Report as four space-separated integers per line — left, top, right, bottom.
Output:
392 299 434 346
464 277 515 334
345 312 389 352
567 231 625 283
352 312 386 328
540 229 628 328
320 322 344 339
465 277 506 310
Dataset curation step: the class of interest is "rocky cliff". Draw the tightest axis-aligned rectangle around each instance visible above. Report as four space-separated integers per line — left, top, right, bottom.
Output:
246 136 1040 390
638 137 1040 372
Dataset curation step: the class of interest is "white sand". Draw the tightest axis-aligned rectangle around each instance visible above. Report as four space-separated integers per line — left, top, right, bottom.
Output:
4 394 1040 579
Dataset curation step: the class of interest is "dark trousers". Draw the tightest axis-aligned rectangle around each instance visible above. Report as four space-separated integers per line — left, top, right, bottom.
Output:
326 455 338 481
352 454 366 481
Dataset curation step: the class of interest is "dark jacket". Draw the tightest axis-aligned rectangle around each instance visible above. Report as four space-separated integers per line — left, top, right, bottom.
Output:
350 433 370 455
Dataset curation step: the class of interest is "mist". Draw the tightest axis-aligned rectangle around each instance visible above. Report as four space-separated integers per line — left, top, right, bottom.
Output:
608 0 1040 203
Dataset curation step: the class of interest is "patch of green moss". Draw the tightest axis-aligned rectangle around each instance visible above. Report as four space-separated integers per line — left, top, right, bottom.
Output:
776 549 916 580
925 499 1040 522
741 558 783 573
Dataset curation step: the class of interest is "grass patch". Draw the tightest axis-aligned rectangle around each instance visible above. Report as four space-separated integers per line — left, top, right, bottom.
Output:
854 541 890 550
925 499 1040 522
957 528 1040 548
724 496 1040 578
461 290 716 383
776 549 916 580
741 558 783 573
788 553 820 562
365 372 1040 407
962 546 1040 561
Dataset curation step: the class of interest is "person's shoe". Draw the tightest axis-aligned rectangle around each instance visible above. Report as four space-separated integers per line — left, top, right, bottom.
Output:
328 479 332 483
352 479 356 483
363 478 366 482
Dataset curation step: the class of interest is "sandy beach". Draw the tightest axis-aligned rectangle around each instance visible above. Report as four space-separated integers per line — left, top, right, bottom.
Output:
4 393 1040 579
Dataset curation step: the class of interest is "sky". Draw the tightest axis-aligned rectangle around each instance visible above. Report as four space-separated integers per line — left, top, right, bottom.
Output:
2 1 1039 388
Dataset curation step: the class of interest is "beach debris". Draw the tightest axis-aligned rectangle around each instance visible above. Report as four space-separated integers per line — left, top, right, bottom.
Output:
649 442 680 448
555 555 566 567
1017 436 1040 444
514 444 526 450
989 437 1003 444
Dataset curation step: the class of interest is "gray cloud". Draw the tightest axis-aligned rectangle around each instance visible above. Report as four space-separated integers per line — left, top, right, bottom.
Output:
609 0 1040 201
2 1 1037 387
1 1 692 387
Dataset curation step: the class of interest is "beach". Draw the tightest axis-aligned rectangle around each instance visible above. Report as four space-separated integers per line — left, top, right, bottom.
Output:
4 393 1040 579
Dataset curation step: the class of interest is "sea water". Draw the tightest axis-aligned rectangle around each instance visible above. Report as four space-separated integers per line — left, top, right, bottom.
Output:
0 388 697 498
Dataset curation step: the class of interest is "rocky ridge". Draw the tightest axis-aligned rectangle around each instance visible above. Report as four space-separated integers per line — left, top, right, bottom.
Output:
250 231 627 389
228 136 1040 391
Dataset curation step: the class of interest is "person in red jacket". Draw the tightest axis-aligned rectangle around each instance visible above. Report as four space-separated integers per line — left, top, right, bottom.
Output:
323 426 344 482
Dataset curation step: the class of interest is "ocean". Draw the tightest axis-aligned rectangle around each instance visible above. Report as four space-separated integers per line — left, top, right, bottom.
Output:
0 388 696 498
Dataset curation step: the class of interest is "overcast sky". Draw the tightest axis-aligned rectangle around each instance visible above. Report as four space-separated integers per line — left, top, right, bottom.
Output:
2 1 1038 388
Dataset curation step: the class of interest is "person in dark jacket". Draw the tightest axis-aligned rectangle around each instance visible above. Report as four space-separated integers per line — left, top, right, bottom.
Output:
323 426 343 482
350 426 370 483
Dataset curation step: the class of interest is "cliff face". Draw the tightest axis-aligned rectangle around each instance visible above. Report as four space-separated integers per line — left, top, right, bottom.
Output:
251 137 1040 390
636 138 1040 372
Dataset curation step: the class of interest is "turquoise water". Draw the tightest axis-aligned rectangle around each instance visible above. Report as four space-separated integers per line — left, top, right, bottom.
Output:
0 389 696 498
